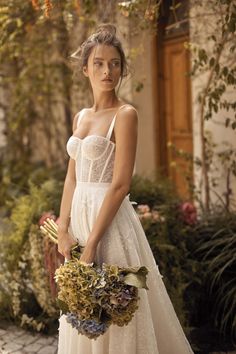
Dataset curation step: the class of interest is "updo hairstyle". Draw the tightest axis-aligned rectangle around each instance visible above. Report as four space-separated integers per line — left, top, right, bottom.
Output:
70 23 130 82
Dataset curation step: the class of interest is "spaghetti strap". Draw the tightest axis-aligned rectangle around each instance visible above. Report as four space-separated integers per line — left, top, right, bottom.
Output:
106 104 127 140
76 109 85 128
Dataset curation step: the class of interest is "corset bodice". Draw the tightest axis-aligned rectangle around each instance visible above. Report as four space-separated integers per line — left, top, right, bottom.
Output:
66 106 127 183
66 134 115 183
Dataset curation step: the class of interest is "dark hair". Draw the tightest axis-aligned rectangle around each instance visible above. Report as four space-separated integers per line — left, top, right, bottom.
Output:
70 23 130 87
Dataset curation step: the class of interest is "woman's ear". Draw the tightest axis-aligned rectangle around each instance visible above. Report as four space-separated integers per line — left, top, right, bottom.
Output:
83 66 88 77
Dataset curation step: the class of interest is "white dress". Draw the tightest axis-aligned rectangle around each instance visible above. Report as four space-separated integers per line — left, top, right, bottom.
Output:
57 105 194 354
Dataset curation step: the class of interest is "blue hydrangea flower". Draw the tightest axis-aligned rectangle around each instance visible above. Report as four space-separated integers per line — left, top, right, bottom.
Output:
65 312 110 340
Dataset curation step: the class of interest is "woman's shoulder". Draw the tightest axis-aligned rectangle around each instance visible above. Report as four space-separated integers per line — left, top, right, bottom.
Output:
72 103 138 127
72 109 85 131
82 102 137 113
116 103 138 120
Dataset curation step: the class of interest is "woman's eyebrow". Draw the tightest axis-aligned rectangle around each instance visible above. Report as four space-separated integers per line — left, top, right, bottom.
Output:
93 57 120 60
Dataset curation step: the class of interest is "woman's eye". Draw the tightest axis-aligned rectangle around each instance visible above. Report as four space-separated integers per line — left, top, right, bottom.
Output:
93 61 120 68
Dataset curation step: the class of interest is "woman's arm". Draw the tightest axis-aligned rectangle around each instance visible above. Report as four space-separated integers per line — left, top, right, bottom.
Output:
57 157 76 233
79 105 138 263
57 111 81 259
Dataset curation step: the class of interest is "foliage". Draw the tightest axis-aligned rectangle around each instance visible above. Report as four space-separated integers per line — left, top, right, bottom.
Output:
168 133 236 211
10 237 58 333
130 174 236 351
0 0 76 169
0 157 65 210
28 224 59 317
0 0 164 336
188 0 236 127
194 211 236 343
130 172 180 208
0 170 235 352
0 0 159 196
0 176 63 332
131 174 198 331
184 0 236 210
0 177 63 268
0 2 235 349
117 0 160 33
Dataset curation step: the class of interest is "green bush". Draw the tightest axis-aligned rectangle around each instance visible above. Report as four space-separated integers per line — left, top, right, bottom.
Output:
0 170 64 333
0 171 235 352
192 212 236 345
130 174 198 331
130 174 236 352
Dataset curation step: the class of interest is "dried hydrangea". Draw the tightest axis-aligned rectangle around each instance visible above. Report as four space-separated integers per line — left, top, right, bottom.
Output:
55 259 101 321
42 219 148 339
54 253 148 340
66 312 109 339
93 264 139 326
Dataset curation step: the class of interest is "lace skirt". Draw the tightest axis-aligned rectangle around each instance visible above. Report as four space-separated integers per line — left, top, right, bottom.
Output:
57 181 194 354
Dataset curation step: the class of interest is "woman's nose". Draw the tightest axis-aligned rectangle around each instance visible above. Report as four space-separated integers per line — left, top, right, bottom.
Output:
104 63 111 74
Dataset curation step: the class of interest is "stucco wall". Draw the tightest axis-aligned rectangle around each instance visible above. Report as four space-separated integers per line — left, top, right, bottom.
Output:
190 0 236 207
129 29 157 177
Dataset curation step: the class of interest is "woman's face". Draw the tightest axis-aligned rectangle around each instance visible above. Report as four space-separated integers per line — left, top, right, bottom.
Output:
83 44 122 91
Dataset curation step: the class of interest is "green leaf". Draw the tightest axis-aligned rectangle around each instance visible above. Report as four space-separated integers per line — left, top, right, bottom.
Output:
198 49 208 64
123 266 149 290
228 17 236 33
230 45 235 53
57 298 69 314
213 104 218 113
225 117 231 127
214 63 220 74
170 3 181 10
227 74 235 85
222 66 228 76
209 57 215 67
231 121 236 130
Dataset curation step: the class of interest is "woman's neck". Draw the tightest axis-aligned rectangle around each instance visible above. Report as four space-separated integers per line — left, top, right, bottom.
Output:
91 92 121 112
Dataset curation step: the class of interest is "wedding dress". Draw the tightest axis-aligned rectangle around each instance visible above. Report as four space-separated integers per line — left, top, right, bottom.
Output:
57 104 194 354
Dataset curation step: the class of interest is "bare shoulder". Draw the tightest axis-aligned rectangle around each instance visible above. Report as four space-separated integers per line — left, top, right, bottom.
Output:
117 103 138 119
119 103 138 113
114 104 138 144
117 103 138 123
72 109 84 132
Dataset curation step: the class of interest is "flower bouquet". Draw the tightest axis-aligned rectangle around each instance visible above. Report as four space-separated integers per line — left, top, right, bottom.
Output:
40 218 149 340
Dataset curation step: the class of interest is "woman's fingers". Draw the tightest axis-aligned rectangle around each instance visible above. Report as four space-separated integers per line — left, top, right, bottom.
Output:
58 247 70 258
64 250 71 260
57 231 77 260
58 246 71 260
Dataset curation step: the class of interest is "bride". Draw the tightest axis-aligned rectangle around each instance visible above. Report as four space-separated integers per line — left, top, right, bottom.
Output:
57 23 194 354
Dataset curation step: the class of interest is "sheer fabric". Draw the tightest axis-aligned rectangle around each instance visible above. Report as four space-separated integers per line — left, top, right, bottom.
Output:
57 105 194 354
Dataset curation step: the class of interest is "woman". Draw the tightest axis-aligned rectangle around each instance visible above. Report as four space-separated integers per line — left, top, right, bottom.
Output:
57 23 194 354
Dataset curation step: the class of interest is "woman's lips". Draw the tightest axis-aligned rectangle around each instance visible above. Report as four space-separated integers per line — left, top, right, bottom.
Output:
102 79 113 82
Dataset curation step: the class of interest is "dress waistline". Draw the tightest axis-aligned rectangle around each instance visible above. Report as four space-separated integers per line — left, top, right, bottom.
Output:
75 182 138 205
76 181 111 188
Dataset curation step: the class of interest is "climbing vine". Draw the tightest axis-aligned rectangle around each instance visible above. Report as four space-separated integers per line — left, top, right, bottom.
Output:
186 0 236 210
0 0 159 204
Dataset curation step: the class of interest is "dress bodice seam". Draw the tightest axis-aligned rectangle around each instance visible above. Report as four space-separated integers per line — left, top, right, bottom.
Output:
67 135 115 162
69 134 116 146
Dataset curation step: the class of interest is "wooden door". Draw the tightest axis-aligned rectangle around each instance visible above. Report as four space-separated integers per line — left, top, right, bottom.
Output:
162 36 193 197
155 0 193 198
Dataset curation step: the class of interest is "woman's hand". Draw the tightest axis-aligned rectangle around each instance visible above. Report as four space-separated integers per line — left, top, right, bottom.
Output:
58 230 77 260
79 242 97 265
